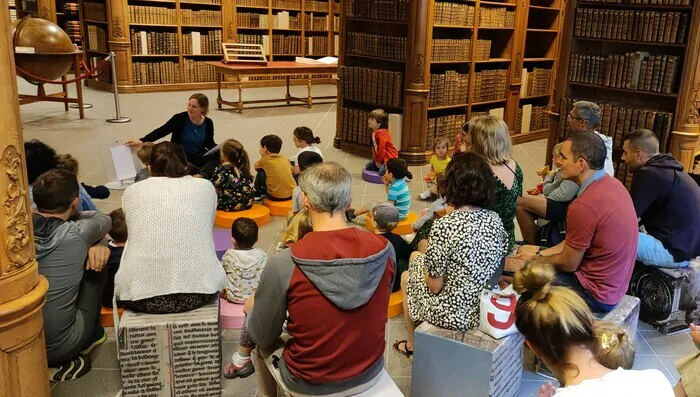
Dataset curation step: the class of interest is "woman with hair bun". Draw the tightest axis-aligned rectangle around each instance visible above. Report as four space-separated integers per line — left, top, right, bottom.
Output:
514 262 674 396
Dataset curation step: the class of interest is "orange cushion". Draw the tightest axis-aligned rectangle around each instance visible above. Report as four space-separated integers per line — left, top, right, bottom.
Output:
365 212 419 235
100 306 124 327
388 290 403 318
263 198 293 216
215 204 270 228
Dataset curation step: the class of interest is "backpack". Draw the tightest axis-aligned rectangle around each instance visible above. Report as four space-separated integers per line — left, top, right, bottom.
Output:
537 220 567 248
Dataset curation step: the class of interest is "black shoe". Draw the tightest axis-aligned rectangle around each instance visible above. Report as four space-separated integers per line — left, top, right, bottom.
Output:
49 356 92 382
406 170 413 180
345 209 357 222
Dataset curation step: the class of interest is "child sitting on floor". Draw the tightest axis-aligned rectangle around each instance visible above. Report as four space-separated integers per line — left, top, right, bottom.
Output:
103 208 127 308
347 158 411 221
290 151 323 219
57 154 108 203
526 142 578 202
365 109 413 180
278 209 313 252
412 172 449 253
419 137 451 200
134 142 154 183
253 135 296 201
372 203 410 292
291 126 323 176
221 218 267 304
224 213 310 379
212 139 255 212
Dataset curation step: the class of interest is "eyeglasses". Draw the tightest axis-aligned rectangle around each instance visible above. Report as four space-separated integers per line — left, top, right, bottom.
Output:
568 112 588 121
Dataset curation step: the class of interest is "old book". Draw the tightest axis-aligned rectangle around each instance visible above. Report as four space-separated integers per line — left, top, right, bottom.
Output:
630 51 649 90
650 55 662 92
677 13 689 44
662 56 679 94
615 54 625 88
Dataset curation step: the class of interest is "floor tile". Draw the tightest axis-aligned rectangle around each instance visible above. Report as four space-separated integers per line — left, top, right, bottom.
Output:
658 356 682 384
90 340 120 369
635 332 655 356
392 375 412 397
641 330 696 357
50 369 122 397
386 320 413 378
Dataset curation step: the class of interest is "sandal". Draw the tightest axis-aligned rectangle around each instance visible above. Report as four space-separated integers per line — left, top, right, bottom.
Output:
223 359 255 379
392 340 414 360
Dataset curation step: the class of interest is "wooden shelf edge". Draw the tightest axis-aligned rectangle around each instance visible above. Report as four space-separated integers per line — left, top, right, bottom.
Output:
480 0 517 7
428 103 469 111
346 53 406 63
86 78 337 93
574 36 687 47
568 82 679 98
577 1 692 9
511 128 548 145
180 1 222 5
345 17 407 24
472 99 508 106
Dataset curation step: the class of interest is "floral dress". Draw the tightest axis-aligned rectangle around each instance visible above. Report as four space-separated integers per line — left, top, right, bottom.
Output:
493 161 523 252
211 164 254 212
406 209 509 330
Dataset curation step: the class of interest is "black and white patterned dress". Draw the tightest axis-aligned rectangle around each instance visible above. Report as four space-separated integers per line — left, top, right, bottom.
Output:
406 209 509 330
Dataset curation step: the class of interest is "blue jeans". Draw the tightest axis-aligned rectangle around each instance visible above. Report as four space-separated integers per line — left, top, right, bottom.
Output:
637 232 689 269
365 160 386 176
554 272 616 313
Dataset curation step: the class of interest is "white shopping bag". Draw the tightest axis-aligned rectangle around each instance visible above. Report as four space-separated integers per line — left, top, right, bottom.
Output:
479 284 519 339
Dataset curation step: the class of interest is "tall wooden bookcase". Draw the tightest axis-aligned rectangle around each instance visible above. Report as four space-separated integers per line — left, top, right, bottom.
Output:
549 0 700 181
334 0 565 164
77 0 339 93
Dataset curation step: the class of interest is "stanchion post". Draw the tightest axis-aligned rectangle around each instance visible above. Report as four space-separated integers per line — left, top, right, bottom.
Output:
106 52 131 123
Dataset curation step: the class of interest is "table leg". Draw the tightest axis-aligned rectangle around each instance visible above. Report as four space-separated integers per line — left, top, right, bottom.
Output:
62 74 69 111
217 72 222 109
286 76 291 104
307 74 312 108
74 57 84 119
237 74 243 113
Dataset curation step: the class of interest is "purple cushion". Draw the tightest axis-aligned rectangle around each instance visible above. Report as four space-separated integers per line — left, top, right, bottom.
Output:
362 168 384 184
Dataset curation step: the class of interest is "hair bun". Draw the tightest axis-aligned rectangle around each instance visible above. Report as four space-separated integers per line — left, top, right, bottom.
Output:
514 262 556 302
313 136 322 144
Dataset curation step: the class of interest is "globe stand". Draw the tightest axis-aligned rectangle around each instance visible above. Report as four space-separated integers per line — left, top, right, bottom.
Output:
17 51 87 119
106 52 131 123
70 103 93 109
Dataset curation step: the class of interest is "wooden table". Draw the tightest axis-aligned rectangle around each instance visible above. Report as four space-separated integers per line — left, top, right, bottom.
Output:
206 61 338 112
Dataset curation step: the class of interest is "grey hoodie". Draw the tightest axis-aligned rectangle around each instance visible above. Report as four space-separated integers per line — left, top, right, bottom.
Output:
33 211 111 361
594 131 615 177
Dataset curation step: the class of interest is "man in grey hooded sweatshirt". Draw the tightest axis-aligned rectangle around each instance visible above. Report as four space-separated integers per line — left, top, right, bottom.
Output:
32 169 112 381
246 162 396 396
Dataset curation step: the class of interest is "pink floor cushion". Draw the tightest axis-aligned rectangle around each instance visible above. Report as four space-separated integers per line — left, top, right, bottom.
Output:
219 297 245 330
362 168 384 184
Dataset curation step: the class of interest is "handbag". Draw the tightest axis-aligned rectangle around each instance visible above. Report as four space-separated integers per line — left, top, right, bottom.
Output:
479 284 520 339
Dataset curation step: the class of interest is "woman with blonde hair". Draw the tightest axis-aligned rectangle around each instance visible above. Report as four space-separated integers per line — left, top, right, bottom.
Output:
514 262 674 396
464 115 523 250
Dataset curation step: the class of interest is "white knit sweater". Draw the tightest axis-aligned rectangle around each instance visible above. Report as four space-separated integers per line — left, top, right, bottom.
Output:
115 176 226 301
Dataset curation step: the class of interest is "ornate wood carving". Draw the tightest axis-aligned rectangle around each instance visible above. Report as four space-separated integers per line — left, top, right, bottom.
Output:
688 84 700 125
514 53 521 79
113 17 124 38
413 54 424 84
1 146 32 274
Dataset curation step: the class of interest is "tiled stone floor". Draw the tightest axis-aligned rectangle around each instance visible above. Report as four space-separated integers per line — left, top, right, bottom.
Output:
16 79 695 397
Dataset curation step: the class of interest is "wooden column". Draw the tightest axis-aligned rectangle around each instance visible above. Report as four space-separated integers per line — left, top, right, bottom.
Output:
0 1 51 397
107 0 132 86
36 0 57 22
400 0 432 165
670 126 700 173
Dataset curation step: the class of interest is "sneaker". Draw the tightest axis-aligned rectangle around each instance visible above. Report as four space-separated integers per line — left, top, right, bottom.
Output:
223 358 255 379
345 209 357 222
80 326 107 355
406 170 413 180
49 356 92 382
419 191 432 200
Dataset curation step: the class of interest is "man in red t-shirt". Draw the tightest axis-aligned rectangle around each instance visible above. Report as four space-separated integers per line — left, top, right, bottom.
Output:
517 132 638 312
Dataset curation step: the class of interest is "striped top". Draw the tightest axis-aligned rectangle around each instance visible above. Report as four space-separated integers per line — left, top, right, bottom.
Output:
387 178 411 220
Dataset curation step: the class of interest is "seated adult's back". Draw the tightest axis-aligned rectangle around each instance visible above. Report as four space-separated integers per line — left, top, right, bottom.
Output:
115 142 225 311
622 129 700 264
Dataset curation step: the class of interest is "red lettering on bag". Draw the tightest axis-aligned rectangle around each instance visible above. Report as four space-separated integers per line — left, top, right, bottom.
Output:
487 295 516 330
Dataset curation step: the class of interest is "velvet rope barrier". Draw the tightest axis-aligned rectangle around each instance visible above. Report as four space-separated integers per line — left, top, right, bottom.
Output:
15 58 111 85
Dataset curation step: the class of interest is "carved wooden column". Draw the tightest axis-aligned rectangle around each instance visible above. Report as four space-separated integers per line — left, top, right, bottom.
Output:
400 0 432 165
506 0 528 131
36 0 57 22
0 2 51 397
670 126 700 173
108 0 132 86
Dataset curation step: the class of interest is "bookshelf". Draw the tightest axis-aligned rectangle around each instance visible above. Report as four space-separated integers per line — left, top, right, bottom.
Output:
82 0 339 92
549 0 700 184
9 0 17 21
334 0 565 164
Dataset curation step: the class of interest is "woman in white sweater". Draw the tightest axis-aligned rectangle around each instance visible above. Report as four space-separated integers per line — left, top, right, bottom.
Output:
514 262 674 397
115 142 226 313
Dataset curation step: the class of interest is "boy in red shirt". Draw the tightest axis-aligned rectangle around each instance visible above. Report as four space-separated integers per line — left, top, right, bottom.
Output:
365 109 412 179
